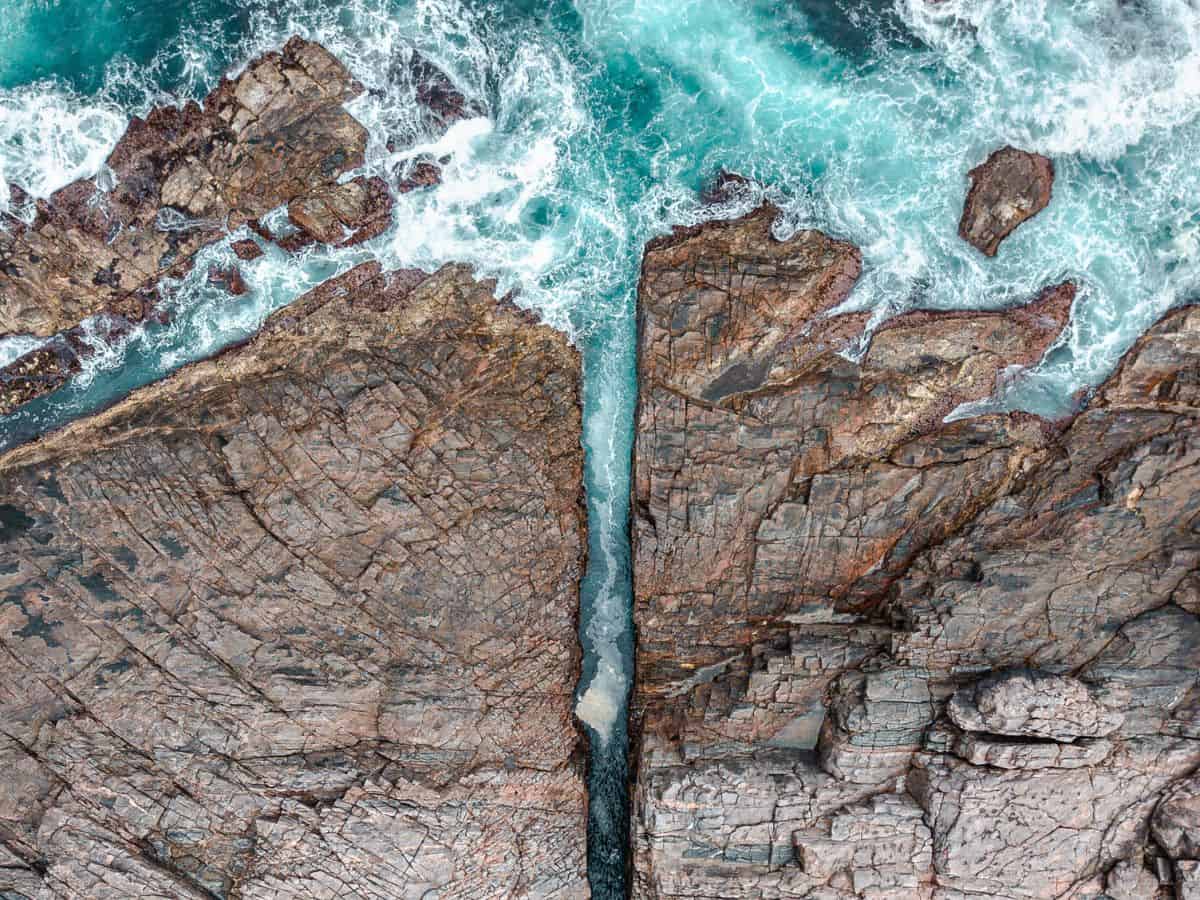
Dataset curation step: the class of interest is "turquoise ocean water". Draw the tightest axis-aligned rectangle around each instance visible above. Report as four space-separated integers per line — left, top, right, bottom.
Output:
2 0 1199 894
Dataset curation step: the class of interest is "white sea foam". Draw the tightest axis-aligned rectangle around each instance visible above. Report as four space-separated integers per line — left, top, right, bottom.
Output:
0 87 126 217
0 334 44 367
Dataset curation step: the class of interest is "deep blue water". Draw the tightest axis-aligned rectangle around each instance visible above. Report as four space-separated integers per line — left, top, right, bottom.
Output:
2 0 1200 895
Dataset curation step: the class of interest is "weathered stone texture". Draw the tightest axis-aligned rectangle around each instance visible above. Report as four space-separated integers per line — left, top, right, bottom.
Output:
0 38 368 341
631 202 1200 899
0 262 589 897
958 146 1054 256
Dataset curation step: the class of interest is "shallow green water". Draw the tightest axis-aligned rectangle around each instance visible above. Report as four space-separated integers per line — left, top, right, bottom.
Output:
2 0 1199 894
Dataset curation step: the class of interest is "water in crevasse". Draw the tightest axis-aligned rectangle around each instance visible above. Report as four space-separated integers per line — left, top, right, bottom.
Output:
2 0 1200 894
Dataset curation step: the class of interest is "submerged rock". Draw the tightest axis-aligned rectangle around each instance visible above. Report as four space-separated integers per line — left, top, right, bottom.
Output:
207 264 249 296
958 145 1054 256
230 237 265 261
397 158 444 193
408 50 483 129
0 262 589 897
631 200 1200 898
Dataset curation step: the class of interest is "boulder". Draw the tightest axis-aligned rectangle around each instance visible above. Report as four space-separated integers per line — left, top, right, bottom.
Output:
958 145 1054 256
947 670 1123 741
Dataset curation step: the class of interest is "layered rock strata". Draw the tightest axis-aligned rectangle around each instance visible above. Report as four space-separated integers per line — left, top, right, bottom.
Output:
0 262 590 898
631 204 1200 898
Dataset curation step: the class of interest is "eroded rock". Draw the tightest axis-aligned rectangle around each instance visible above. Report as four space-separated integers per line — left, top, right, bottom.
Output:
958 145 1054 256
1104 858 1160 900
231 237 265 261
631 198 1200 898
0 37 368 340
910 739 1200 899
0 262 589 897
286 174 395 247
1152 773 1200 861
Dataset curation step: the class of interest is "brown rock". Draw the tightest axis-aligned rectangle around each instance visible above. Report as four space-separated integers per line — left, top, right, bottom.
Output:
409 51 482 128
231 238 264 261
0 262 589 897
287 175 395 247
699 169 756 205
0 339 82 416
397 159 443 194
630 200 1200 898
207 265 248 296
0 37 368 339
958 145 1054 256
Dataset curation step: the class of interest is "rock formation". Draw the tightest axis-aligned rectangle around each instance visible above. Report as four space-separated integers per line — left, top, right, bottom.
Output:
0 37 369 341
631 203 1199 898
0 262 590 897
959 146 1054 256
0 35 471 419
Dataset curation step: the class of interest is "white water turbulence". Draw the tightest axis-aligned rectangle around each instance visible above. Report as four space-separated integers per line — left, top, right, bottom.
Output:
3 0 1200 895
0 90 126 219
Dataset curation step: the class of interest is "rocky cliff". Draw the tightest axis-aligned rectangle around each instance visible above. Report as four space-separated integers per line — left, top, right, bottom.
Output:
0 262 590 897
631 204 1200 898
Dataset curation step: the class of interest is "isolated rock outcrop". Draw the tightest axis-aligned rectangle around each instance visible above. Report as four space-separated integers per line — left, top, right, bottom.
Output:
0 262 589 897
958 146 1054 256
631 200 1200 898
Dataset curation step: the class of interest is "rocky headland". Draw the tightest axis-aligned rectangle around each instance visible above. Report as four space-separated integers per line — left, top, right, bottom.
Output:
630 200 1200 898
0 260 590 898
0 36 462 418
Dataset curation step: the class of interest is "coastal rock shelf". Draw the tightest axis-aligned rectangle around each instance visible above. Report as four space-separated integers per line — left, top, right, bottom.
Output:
629 205 1200 899
1 29 1199 900
0 36 456 418
0 262 589 897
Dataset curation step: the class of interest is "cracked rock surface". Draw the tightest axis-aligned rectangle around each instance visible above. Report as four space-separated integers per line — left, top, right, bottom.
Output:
631 204 1200 899
0 262 589 897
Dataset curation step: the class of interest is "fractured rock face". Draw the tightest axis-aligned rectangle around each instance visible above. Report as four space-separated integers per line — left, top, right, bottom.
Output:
958 146 1054 256
0 39 471 419
947 670 1123 741
1104 858 1160 900
818 666 934 784
0 262 589 898
793 793 934 898
1152 773 1200 861
911 738 1200 899
286 174 395 247
631 199 1200 899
